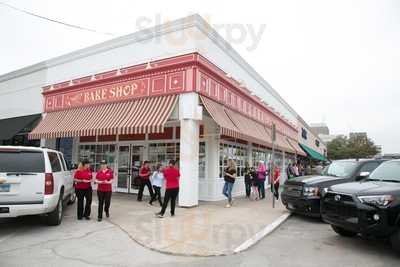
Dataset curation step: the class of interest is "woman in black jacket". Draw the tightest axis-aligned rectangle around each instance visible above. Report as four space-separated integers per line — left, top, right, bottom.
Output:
244 162 252 198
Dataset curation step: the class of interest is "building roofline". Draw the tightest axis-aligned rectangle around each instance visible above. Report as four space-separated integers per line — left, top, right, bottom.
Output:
1 14 303 125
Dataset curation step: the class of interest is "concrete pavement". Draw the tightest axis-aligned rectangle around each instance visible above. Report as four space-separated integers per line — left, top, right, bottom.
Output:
107 192 290 256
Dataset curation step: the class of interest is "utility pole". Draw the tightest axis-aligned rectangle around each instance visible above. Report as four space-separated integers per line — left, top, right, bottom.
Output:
271 123 276 208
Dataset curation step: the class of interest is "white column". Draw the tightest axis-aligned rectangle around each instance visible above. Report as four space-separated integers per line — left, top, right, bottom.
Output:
178 93 202 207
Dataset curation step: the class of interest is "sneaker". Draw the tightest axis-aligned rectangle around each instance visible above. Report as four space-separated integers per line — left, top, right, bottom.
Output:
84 216 91 220
98 218 102 222
171 214 175 217
156 213 164 218
225 204 231 208
148 202 153 206
77 217 83 220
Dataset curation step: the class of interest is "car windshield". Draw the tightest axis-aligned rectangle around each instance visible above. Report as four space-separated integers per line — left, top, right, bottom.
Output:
322 161 358 178
368 161 400 182
0 150 45 173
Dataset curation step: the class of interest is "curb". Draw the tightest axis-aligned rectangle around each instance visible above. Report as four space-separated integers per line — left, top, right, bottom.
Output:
233 212 292 254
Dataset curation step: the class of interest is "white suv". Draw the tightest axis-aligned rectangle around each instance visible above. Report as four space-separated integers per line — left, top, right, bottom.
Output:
0 146 75 225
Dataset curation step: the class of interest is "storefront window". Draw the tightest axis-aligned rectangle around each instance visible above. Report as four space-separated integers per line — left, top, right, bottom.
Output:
78 144 116 171
252 148 271 168
219 142 248 178
199 142 206 179
148 142 179 166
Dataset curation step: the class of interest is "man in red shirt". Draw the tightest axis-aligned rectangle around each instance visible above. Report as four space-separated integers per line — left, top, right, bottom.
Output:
96 160 113 221
137 161 154 202
156 160 180 218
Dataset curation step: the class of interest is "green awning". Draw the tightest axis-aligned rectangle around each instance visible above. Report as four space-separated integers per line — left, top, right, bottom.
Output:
299 143 327 161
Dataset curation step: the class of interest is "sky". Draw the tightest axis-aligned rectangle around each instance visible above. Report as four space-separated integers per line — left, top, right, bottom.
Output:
0 0 399 153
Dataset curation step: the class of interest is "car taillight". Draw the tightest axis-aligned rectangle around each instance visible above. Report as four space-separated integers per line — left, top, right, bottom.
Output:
45 173 54 195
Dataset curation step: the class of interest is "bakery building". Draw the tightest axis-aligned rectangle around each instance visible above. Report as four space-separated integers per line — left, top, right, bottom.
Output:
0 15 326 206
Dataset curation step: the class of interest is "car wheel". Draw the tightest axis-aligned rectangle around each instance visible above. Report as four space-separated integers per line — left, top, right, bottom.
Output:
331 225 358 237
46 192 64 226
67 191 76 205
390 230 400 253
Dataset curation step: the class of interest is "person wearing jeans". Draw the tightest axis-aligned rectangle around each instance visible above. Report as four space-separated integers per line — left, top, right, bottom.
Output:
150 163 164 206
223 159 237 208
156 160 180 218
257 161 267 199
95 160 113 222
74 160 93 220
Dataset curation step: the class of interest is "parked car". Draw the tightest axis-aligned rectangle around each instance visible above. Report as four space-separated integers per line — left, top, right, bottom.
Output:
321 160 400 253
0 146 75 225
281 159 386 217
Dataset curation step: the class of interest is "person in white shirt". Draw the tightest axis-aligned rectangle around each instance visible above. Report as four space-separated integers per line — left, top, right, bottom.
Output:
149 163 164 206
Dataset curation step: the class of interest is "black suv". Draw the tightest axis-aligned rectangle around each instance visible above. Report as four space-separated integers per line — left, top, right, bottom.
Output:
281 159 385 217
321 160 400 253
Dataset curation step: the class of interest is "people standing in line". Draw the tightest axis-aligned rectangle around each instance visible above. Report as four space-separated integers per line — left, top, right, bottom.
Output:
244 162 252 198
137 161 154 202
150 163 164 206
272 165 281 200
222 159 237 208
74 160 93 220
156 160 180 218
95 160 113 222
257 161 267 199
293 163 300 177
250 166 259 201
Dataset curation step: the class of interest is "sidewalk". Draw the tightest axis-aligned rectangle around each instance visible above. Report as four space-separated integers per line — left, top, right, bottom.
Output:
107 192 290 256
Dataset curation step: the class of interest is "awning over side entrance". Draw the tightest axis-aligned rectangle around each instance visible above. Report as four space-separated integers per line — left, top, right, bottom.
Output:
29 95 178 139
0 114 42 140
201 96 297 153
299 143 327 161
200 96 243 139
286 138 307 157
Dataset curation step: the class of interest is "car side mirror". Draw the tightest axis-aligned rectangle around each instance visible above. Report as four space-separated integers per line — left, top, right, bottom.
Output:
357 171 370 180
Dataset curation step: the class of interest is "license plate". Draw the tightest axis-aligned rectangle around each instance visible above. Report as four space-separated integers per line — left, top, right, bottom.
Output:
0 184 10 192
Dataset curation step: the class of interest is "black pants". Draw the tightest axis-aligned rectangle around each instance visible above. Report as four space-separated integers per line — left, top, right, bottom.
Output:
244 180 252 197
160 188 179 216
150 186 163 206
137 179 154 201
76 188 92 219
271 183 280 199
258 180 266 199
97 191 112 219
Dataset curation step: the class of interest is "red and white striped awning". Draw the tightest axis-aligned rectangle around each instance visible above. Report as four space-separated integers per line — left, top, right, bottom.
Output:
29 95 178 139
286 137 307 157
200 96 243 139
224 108 272 147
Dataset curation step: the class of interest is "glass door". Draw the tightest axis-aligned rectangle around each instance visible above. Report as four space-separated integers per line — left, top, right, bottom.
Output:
116 144 143 193
117 145 130 193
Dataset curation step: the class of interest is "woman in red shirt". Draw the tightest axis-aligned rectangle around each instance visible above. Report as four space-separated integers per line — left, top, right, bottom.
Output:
156 160 180 218
272 165 281 200
95 160 113 222
74 160 93 220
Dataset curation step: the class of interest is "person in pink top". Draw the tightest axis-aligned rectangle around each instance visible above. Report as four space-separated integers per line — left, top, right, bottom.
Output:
156 160 180 218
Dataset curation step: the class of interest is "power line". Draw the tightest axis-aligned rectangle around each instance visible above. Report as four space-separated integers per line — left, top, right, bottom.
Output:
0 1 115 36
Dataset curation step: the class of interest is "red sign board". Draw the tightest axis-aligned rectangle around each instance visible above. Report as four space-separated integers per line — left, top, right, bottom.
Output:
44 71 185 112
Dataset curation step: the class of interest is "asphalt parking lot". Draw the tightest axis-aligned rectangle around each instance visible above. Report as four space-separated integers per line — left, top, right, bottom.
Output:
0 203 399 267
